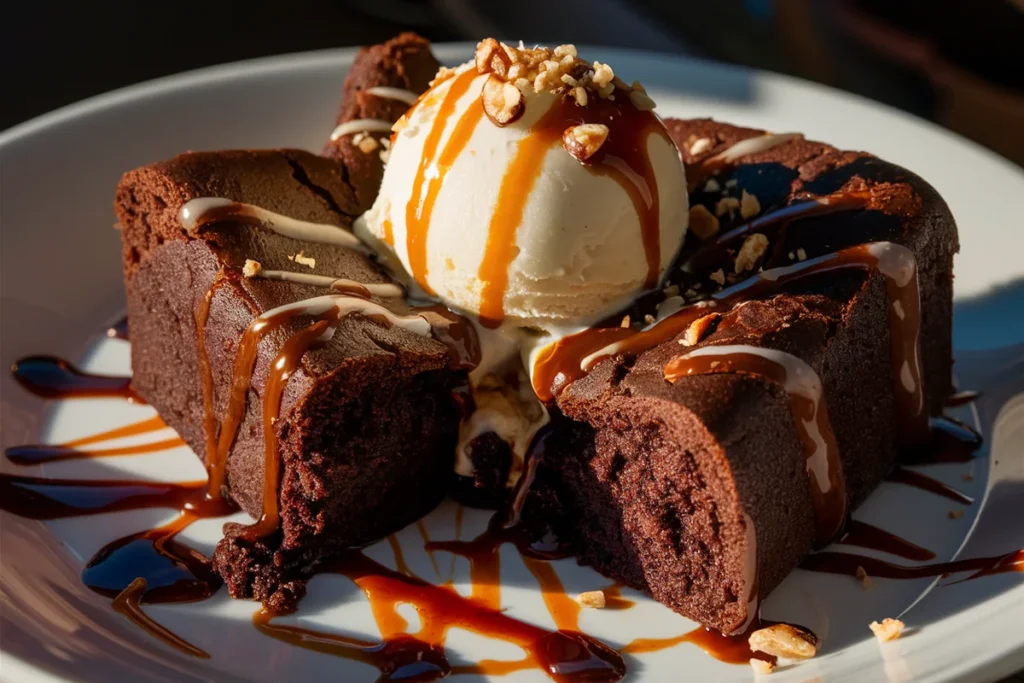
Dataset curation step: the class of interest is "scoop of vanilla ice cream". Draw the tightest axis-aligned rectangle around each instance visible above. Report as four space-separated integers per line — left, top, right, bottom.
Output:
356 56 688 328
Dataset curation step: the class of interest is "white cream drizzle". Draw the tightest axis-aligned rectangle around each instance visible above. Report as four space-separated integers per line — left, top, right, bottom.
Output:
329 119 395 142
179 198 364 250
246 268 404 297
259 294 432 344
711 132 804 163
365 86 419 105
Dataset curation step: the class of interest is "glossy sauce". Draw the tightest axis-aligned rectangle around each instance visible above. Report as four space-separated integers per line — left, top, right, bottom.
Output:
802 548 1024 582
665 346 847 545
621 618 778 666
478 94 665 326
4 415 183 465
838 520 936 561
113 578 210 659
405 68 481 294
887 467 974 505
12 356 140 402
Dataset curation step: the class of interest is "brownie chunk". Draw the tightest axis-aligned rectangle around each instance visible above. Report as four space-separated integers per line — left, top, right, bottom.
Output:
322 32 441 214
115 149 461 610
530 120 958 632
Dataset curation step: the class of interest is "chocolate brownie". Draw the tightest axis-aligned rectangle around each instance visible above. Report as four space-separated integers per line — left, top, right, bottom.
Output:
322 32 441 215
529 120 957 633
115 149 462 610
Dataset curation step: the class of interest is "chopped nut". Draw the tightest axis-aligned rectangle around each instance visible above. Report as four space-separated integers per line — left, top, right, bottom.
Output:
662 284 680 297
620 315 631 328
750 658 776 675
689 137 713 156
554 44 577 59
748 624 819 660
571 86 589 107
357 135 379 154
856 565 875 589
796 248 808 261
725 178 738 188
429 66 456 88
592 61 615 88
288 251 316 269
644 314 656 325
380 137 391 150
629 88 657 111
704 178 721 193
597 82 615 99
681 313 720 347
948 509 964 519
869 618 905 643
242 259 262 277
560 73 577 86
788 251 795 260
563 123 610 162
740 190 761 219
734 233 769 273
576 590 606 608
715 196 741 218
683 288 699 300
688 205 721 241
475 37 504 75
710 269 726 286
482 74 525 127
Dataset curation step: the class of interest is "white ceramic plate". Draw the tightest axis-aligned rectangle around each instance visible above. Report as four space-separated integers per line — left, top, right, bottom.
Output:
1 44 1023 683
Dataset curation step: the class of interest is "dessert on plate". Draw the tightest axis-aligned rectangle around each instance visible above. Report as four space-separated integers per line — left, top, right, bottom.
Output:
97 31 964 671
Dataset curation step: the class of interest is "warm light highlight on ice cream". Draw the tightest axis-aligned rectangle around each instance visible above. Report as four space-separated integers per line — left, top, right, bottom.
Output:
356 40 689 328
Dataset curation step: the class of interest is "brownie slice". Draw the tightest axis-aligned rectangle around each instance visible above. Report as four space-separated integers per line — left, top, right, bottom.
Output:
115 149 461 611
529 120 958 633
322 32 441 215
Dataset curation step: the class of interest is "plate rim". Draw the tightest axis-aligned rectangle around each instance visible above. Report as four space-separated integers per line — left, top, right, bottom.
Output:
2 42 1023 683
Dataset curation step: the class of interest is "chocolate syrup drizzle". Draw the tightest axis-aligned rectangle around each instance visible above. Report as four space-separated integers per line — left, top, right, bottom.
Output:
0 134 1016 676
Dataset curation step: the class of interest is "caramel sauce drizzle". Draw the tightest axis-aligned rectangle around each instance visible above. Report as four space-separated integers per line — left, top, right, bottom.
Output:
534 239 927 450
405 68 481 294
664 346 847 545
5 415 183 465
113 578 210 659
478 95 665 327
11 355 141 402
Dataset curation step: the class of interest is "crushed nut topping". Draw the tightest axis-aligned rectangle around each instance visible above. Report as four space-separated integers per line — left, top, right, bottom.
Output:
740 189 761 219
704 178 721 193
482 74 526 126
563 123 610 161
734 233 769 273
430 66 456 88
856 565 875 589
688 205 721 241
725 178 738 188
748 624 819 660
357 135 380 154
243 259 262 277
576 590 607 609
796 248 808 261
680 312 720 347
710 269 726 286
473 39 652 110
620 315 631 328
869 618 905 643
749 658 776 675
288 251 316 269
715 196 741 218
662 284 680 298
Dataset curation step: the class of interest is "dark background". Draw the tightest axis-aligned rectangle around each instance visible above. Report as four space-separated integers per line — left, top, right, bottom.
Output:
2 0 1022 165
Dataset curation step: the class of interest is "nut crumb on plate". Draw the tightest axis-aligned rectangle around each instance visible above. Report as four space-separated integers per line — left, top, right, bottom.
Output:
750 658 776 675
869 618 905 643
734 233 769 273
288 251 316 269
715 196 741 218
576 590 606 609
740 189 761 219
748 623 819 660
243 259 261 277
688 205 721 241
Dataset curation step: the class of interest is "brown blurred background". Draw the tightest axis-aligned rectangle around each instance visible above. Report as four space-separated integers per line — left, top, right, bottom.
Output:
2 0 1022 166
